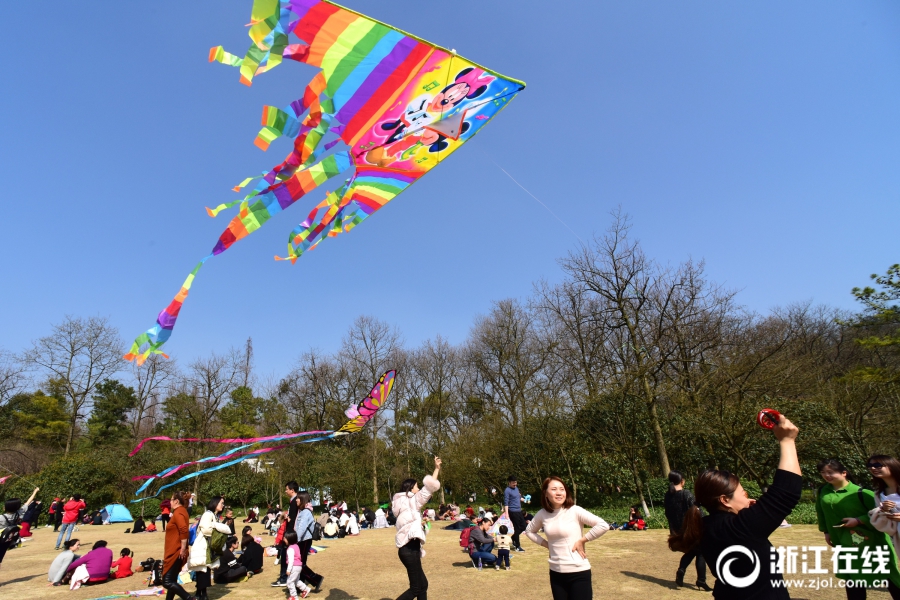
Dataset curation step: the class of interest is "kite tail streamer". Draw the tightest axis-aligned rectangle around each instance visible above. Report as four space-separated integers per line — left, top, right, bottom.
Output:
124 257 209 365
135 433 340 501
129 430 330 457
131 371 395 502
126 151 350 362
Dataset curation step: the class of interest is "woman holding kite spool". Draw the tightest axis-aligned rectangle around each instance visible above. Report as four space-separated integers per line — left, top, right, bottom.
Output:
392 456 441 600
668 411 801 599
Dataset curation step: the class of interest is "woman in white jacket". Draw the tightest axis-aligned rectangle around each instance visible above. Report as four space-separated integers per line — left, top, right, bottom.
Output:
188 496 232 600
392 456 441 600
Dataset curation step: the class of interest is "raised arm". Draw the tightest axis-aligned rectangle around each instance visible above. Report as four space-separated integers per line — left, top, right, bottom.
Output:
25 487 39 507
731 415 802 540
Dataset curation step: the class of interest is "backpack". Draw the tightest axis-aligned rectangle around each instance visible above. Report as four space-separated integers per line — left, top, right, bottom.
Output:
311 521 323 541
0 513 21 546
149 559 164 586
188 523 198 546
459 526 475 550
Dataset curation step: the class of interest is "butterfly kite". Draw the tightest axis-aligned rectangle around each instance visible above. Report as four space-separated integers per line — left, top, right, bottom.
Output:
123 0 524 364
130 370 394 501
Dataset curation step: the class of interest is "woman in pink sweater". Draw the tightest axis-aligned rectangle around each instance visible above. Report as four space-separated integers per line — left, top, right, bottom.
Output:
66 540 113 589
525 476 609 600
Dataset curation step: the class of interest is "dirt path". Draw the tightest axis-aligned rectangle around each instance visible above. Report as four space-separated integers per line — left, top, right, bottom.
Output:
0 523 890 599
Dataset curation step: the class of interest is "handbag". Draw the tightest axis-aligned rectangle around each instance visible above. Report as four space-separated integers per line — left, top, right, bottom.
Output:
869 507 897 536
207 529 228 563
869 491 900 549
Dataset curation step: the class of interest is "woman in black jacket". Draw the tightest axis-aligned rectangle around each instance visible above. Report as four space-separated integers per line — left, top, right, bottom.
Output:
238 534 264 574
214 536 248 584
664 471 709 591
669 414 801 599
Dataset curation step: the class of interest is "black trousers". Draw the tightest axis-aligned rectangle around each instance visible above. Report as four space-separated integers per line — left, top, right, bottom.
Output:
397 539 427 600
162 559 191 600
299 538 322 587
845 579 900 600
195 568 210 596
278 544 287 580
678 546 707 583
161 514 170 531
509 511 527 549
549 569 592 600
214 566 247 584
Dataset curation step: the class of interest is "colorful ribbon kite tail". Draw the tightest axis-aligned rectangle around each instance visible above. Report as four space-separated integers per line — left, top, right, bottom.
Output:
131 370 395 501
124 0 523 363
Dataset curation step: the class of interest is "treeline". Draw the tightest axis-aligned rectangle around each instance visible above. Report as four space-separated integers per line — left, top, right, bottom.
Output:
1 215 897 515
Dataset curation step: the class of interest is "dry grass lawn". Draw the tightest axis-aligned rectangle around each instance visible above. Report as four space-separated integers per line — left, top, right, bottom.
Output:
0 523 892 599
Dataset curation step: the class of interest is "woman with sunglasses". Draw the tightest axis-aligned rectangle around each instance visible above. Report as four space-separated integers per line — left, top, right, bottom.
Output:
815 458 900 599
868 456 900 522
869 456 900 556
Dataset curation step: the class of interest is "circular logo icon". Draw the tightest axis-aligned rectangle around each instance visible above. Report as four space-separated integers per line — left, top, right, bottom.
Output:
716 545 761 588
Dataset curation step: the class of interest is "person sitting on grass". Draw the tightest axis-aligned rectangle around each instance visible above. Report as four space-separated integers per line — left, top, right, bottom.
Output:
213 536 249 584
239 533 264 574
323 516 339 539
48 538 81 586
66 539 113 589
626 510 647 531
110 548 134 579
469 518 498 568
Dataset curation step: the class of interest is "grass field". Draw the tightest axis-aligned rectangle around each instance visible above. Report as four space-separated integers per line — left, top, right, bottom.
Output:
0 523 893 599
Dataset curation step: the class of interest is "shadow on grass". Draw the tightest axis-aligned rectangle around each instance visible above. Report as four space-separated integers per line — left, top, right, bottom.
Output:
620 570 677 590
452 560 475 568
0 575 40 587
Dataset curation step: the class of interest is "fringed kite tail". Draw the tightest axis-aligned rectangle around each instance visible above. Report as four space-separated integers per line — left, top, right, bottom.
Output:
124 257 210 364
132 371 395 502
126 150 352 362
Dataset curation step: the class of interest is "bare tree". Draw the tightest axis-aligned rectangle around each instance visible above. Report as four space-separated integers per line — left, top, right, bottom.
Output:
23 316 123 453
182 350 243 441
129 354 178 438
340 315 402 504
466 299 552 430
0 348 26 407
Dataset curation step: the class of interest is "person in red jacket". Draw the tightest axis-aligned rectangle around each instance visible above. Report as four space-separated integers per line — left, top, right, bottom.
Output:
110 548 134 579
55 494 86 550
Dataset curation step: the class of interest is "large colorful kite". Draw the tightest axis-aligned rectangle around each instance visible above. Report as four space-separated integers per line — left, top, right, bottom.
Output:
124 0 524 364
130 370 394 500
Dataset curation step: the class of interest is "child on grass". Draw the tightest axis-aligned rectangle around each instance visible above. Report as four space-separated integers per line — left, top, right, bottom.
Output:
110 547 134 579
495 524 512 570
284 531 310 599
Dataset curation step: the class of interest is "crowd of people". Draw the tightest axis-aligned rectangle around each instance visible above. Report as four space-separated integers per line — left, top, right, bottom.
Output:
2 414 900 600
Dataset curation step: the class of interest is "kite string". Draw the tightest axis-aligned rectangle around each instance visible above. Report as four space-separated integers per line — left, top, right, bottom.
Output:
0 461 41 489
480 149 583 244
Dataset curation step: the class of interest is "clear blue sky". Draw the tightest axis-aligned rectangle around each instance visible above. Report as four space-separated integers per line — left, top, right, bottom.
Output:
2 1 898 378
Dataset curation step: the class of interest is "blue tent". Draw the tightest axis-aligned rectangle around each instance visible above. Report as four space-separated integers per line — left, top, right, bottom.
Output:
104 503 134 523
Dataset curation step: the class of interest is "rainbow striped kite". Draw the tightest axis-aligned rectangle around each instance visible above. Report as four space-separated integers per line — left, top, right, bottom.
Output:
125 0 524 364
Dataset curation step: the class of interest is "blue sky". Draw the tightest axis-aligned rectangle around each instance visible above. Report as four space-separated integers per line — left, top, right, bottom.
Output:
2 1 898 378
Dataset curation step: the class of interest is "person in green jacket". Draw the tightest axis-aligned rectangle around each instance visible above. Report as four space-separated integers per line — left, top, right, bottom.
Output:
815 458 900 600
